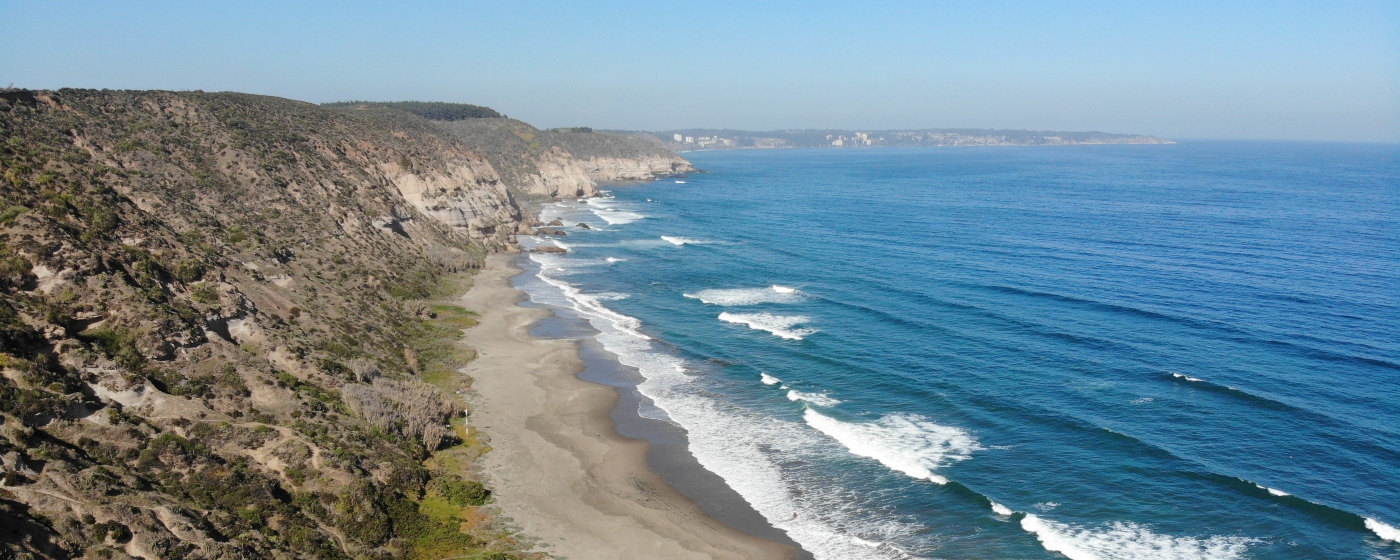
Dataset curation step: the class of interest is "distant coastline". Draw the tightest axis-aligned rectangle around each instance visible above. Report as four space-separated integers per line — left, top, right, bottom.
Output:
628 128 1173 151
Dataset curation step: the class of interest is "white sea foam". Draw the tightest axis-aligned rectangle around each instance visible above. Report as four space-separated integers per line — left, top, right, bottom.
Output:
803 409 979 485
1020 515 1255 560
787 390 842 407
524 224 925 559
661 235 711 246
591 207 645 225
1171 372 1206 383
1367 518 1400 542
1034 502 1061 512
718 312 817 340
760 372 781 385
1252 483 1290 497
990 501 1014 516
605 257 625 263
1131 397 1154 404
685 285 804 306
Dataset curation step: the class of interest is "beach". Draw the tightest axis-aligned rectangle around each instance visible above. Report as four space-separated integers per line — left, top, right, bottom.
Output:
456 253 797 560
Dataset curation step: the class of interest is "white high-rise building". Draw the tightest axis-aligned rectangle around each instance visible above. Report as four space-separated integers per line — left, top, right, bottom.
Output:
674 133 684 142
685 136 695 143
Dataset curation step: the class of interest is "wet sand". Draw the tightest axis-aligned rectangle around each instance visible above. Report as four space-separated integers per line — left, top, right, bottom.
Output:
457 253 798 560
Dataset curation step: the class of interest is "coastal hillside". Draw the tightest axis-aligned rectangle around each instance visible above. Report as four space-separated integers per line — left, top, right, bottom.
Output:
655 128 1174 150
546 129 696 182
433 120 694 201
0 89 687 559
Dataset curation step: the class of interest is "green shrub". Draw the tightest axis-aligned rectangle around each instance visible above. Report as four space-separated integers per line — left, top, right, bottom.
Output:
190 282 219 304
173 259 206 282
0 205 26 225
431 475 490 507
80 328 144 370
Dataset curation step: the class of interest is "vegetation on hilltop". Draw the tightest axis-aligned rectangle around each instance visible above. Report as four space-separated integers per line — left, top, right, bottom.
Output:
322 101 504 121
0 89 539 559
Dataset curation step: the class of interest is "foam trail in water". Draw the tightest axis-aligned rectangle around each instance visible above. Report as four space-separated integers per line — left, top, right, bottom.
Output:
719 312 817 340
1367 518 1400 542
1020 515 1255 560
803 409 979 485
590 206 645 225
787 390 842 407
1171 372 1206 383
760 372 781 385
661 235 710 246
686 286 804 306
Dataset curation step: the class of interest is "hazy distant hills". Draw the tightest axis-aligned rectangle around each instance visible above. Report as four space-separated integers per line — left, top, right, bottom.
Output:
645 128 1174 150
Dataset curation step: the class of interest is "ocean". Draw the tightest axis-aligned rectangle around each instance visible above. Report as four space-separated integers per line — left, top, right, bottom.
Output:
514 141 1399 559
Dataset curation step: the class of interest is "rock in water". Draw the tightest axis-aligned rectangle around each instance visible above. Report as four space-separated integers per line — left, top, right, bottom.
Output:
577 223 591 229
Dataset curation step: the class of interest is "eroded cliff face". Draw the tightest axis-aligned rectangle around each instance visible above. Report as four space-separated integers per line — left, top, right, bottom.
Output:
573 155 696 182
432 119 694 196
377 159 532 239
516 147 598 199
545 130 696 182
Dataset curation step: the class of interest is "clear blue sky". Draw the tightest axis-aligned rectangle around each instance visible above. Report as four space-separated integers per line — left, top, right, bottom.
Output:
2 1 1397 141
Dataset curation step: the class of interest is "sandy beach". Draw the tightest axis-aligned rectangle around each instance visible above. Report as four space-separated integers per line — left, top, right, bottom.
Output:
456 253 797 560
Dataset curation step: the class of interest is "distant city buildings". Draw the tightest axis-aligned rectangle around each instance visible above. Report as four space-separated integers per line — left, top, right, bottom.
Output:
674 133 684 142
829 132 874 146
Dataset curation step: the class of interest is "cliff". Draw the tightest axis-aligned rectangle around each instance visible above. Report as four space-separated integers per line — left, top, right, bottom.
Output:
431 118 599 201
0 89 686 559
545 130 696 182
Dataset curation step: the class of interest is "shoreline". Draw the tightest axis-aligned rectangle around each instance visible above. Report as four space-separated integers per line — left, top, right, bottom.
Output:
456 253 799 560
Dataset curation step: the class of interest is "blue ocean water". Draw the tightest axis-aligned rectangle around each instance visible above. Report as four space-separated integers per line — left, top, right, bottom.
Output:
517 142 1400 559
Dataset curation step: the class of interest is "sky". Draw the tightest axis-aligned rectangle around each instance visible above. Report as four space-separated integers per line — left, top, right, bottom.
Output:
2 1 1397 141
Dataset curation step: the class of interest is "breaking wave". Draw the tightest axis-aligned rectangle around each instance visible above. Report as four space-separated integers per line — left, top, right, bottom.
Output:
526 250 926 559
803 409 979 485
661 235 711 246
760 372 781 385
685 285 805 306
1366 518 1400 542
1020 515 1256 560
719 312 818 340
590 206 646 225
787 390 842 407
